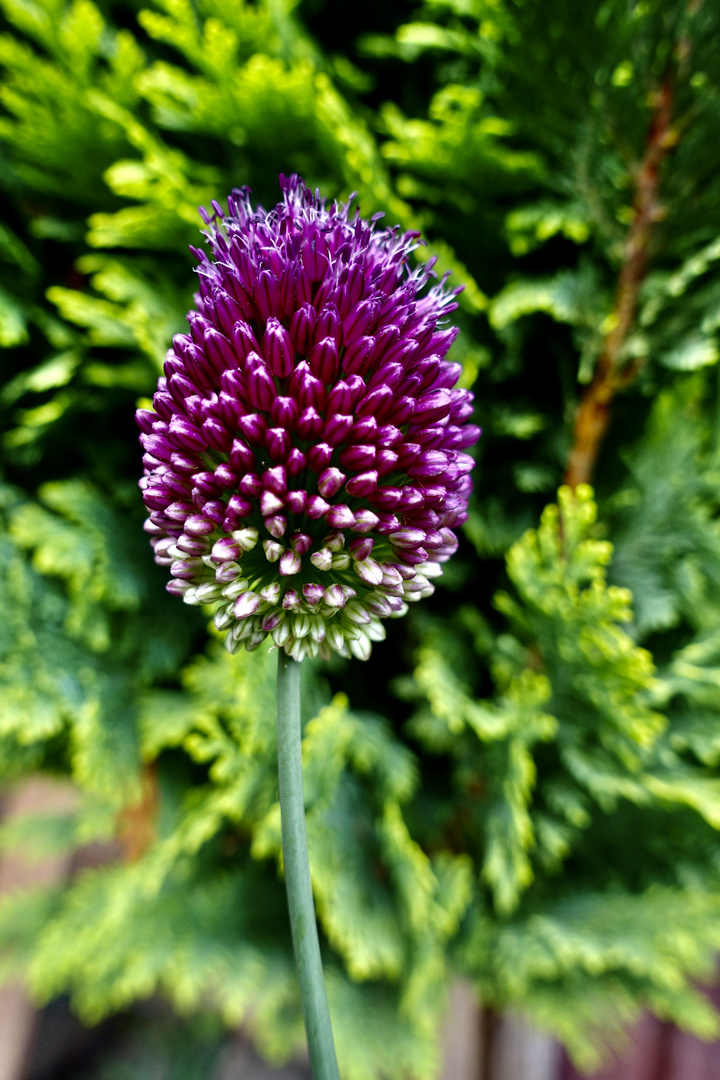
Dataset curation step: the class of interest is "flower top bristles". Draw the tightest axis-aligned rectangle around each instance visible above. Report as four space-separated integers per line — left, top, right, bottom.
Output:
137 175 480 662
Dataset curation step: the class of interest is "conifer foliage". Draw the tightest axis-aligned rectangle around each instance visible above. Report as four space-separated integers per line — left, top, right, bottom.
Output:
1 0 720 1075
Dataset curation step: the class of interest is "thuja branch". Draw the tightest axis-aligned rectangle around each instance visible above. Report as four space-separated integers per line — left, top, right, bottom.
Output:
564 76 676 489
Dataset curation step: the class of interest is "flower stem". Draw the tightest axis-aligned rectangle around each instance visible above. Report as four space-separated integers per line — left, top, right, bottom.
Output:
276 651 341 1080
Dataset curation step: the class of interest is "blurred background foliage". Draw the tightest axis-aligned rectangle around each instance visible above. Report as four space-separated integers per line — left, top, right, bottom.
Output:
2 0 720 1075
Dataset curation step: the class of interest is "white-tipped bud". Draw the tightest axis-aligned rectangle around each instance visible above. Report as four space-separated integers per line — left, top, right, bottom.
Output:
310 548 333 571
326 623 345 652
223 578 249 600
353 557 383 587
273 620 292 647
232 527 259 551
214 605 234 630
195 582 223 603
344 602 371 626
349 633 372 661
260 582 282 604
263 540 284 562
325 531 345 552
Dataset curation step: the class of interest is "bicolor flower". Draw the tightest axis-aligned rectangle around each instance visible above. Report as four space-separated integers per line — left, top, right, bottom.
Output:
137 175 479 661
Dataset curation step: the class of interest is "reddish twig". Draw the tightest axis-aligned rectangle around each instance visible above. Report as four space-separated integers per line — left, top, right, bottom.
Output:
564 76 677 489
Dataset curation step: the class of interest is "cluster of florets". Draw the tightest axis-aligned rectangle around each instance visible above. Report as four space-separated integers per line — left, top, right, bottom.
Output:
137 175 479 661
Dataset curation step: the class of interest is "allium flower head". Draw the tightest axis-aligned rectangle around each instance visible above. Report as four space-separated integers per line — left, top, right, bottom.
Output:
137 175 479 661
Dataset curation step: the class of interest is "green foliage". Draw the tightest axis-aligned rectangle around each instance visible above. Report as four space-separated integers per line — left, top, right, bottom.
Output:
2 0 720 1074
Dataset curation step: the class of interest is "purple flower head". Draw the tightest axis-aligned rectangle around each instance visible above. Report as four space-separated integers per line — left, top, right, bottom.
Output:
137 175 480 661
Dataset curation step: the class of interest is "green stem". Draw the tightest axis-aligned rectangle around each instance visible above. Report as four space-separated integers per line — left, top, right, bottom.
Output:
276 651 341 1080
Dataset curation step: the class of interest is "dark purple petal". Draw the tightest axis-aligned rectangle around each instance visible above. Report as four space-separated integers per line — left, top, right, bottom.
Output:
263 318 295 377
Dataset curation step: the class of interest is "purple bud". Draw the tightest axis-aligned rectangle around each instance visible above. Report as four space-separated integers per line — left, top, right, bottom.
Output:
324 413 353 445
263 318 295 377
413 425 447 448
168 371 197 406
289 303 316 354
413 389 453 425
302 228 329 280
136 409 156 433
201 500 226 525
232 320 260 360
326 378 360 415
238 413 267 445
450 390 475 422
395 443 422 470
216 561 242 583
389 527 426 548
343 299 378 345
368 361 403 393
202 417 232 452
309 337 339 383
227 494 252 518
265 514 287 538
229 439 255 472
351 509 380 533
307 443 333 472
290 531 313 555
314 302 341 346
325 503 355 528
266 427 291 462
271 396 299 429
246 355 276 412
283 589 302 611
317 468 346 498
285 490 307 514
193 473 223 496
211 538 243 562
408 450 449 478
168 417 206 453
350 416 378 443
302 583 325 606
375 449 399 476
339 444 376 471
214 463 237 488
356 385 394 421
305 495 331 520
240 473 263 496
185 514 216 536
370 487 403 510
345 471 378 497
254 269 282 322
285 449 307 478
296 406 324 440
343 335 375 376
165 500 194 522
204 328 236 374
263 465 287 495
349 537 374 561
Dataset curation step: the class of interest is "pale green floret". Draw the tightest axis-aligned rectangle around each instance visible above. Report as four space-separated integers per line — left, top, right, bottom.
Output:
167 518 438 661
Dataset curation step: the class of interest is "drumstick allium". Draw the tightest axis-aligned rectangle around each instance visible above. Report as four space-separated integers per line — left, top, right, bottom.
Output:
137 175 479 661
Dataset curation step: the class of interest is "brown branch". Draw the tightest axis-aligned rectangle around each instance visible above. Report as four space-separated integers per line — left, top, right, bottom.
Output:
116 764 159 862
564 75 677 489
